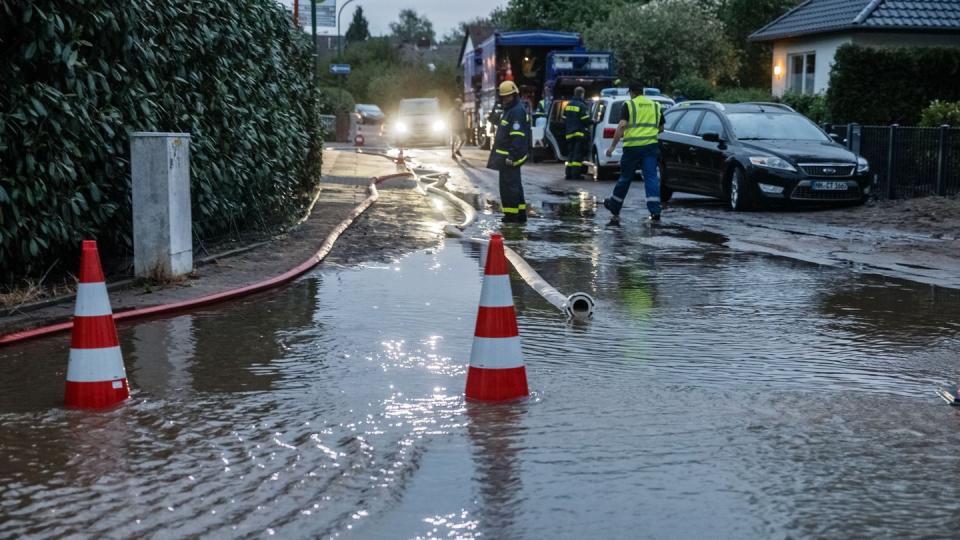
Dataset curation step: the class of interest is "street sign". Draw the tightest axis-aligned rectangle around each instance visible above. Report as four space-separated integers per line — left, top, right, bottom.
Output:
329 64 351 75
316 0 336 28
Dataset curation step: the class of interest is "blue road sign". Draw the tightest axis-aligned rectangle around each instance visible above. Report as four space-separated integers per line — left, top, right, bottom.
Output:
329 64 351 75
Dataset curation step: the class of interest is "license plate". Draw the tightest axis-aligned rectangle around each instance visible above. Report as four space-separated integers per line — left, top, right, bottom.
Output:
812 181 848 191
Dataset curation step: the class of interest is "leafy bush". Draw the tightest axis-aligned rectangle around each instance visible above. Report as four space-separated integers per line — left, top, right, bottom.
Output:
920 100 960 127
0 1 322 279
714 87 773 103
781 93 830 123
318 87 356 114
828 44 960 124
670 75 716 100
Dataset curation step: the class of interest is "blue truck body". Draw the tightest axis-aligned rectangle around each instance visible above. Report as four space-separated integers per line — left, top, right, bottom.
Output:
462 30 615 150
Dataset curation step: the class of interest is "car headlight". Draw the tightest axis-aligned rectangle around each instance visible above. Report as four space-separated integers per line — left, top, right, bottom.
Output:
393 122 408 134
749 156 796 172
432 119 447 132
857 156 869 173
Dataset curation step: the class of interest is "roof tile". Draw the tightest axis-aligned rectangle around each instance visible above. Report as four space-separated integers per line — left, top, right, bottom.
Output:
750 0 960 41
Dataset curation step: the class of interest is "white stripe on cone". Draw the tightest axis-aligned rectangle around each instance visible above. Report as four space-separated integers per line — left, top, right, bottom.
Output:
479 275 514 308
66 346 127 382
469 336 524 369
74 282 113 317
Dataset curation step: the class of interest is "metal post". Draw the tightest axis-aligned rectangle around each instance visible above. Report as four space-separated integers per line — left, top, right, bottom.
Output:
311 0 318 77
886 124 898 200
936 125 949 196
850 123 861 155
845 123 853 150
337 0 356 58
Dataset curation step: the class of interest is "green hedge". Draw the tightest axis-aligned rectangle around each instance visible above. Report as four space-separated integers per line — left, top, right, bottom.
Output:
0 1 322 279
828 44 960 125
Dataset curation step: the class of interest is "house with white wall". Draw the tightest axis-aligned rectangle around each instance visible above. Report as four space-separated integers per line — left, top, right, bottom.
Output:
750 0 960 97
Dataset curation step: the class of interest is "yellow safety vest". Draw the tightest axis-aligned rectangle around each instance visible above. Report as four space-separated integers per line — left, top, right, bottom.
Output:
623 96 661 148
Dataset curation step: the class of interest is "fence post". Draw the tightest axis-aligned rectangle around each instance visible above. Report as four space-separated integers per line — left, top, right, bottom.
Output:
886 124 898 200
845 123 853 150
936 124 949 196
850 123 862 155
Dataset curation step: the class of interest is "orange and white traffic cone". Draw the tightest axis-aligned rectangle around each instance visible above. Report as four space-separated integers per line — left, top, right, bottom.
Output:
465 233 529 402
65 240 129 409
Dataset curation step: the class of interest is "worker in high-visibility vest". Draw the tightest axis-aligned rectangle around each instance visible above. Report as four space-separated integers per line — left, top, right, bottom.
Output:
486 80 531 223
563 86 592 180
604 81 665 224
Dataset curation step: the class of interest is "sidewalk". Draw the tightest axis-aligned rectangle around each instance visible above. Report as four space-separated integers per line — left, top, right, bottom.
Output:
0 149 444 336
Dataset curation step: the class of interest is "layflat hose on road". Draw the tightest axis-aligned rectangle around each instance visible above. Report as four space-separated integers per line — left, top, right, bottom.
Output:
379 149 597 321
0 173 411 347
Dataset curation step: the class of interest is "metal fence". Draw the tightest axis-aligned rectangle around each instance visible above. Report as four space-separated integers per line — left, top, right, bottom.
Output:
823 123 959 200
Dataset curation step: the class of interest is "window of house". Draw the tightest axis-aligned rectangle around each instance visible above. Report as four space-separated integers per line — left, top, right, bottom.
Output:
787 52 816 95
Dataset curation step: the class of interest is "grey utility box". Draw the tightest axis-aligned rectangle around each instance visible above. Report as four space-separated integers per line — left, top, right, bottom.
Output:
130 132 193 280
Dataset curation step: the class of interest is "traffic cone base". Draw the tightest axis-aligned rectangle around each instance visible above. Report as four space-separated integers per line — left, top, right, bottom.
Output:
65 240 129 409
465 233 529 402
465 366 528 402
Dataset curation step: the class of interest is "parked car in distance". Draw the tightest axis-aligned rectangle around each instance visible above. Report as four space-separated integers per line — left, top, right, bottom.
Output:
387 98 449 147
355 103 385 125
586 89 676 180
658 101 871 210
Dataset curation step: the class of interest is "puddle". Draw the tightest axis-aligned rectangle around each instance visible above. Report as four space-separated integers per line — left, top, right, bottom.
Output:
3 223 960 537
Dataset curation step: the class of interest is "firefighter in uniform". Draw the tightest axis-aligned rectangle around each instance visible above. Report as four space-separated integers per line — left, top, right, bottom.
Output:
486 81 531 223
564 86 591 180
604 81 665 223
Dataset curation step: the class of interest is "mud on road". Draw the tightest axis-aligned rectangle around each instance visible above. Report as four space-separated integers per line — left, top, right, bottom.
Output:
412 146 960 290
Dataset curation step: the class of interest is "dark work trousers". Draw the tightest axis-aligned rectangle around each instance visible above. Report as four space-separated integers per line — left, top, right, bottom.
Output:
606 143 662 216
565 136 586 179
499 165 527 223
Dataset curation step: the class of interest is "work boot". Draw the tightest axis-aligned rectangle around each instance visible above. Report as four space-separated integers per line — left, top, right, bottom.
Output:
648 213 661 222
606 215 620 227
603 197 619 216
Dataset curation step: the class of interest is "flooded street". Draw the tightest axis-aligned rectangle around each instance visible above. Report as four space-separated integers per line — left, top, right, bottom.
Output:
4 201 960 538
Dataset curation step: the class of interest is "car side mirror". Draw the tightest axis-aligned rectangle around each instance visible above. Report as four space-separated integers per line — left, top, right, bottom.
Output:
702 132 721 143
829 133 844 144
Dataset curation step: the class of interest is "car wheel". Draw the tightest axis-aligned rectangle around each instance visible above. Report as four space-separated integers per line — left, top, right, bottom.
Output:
729 166 752 211
659 163 673 203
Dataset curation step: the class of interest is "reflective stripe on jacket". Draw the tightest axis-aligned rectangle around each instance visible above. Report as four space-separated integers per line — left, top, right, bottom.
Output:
564 98 591 139
486 99 531 170
623 96 661 148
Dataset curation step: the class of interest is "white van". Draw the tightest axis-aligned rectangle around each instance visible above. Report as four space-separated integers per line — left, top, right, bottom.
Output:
586 89 675 180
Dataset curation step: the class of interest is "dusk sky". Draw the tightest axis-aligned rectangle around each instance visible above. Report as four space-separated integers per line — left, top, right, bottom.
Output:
278 0 507 38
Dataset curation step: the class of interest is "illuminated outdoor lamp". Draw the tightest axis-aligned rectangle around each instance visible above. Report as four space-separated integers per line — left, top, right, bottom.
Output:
773 63 784 79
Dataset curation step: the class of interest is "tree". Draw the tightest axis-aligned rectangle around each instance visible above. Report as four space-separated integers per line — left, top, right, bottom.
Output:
496 0 629 33
389 9 435 45
344 6 371 44
585 0 739 90
440 16 493 46
719 0 803 87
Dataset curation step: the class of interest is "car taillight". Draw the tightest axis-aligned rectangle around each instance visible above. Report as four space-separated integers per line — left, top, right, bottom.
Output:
602 127 616 139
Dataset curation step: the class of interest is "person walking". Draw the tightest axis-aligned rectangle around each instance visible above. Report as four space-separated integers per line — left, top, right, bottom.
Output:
450 98 466 159
486 81 531 223
604 81 665 224
564 86 591 180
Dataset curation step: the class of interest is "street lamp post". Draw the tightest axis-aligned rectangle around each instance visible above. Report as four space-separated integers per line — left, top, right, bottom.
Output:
337 0 357 58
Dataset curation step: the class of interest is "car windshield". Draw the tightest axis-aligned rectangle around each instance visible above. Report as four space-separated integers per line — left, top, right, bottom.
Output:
398 100 438 116
356 104 381 114
727 112 829 142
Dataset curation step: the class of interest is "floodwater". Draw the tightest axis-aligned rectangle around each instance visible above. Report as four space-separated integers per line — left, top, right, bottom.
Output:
3 211 960 539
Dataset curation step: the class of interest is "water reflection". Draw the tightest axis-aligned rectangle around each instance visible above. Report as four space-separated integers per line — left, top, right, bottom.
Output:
466 401 528 537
